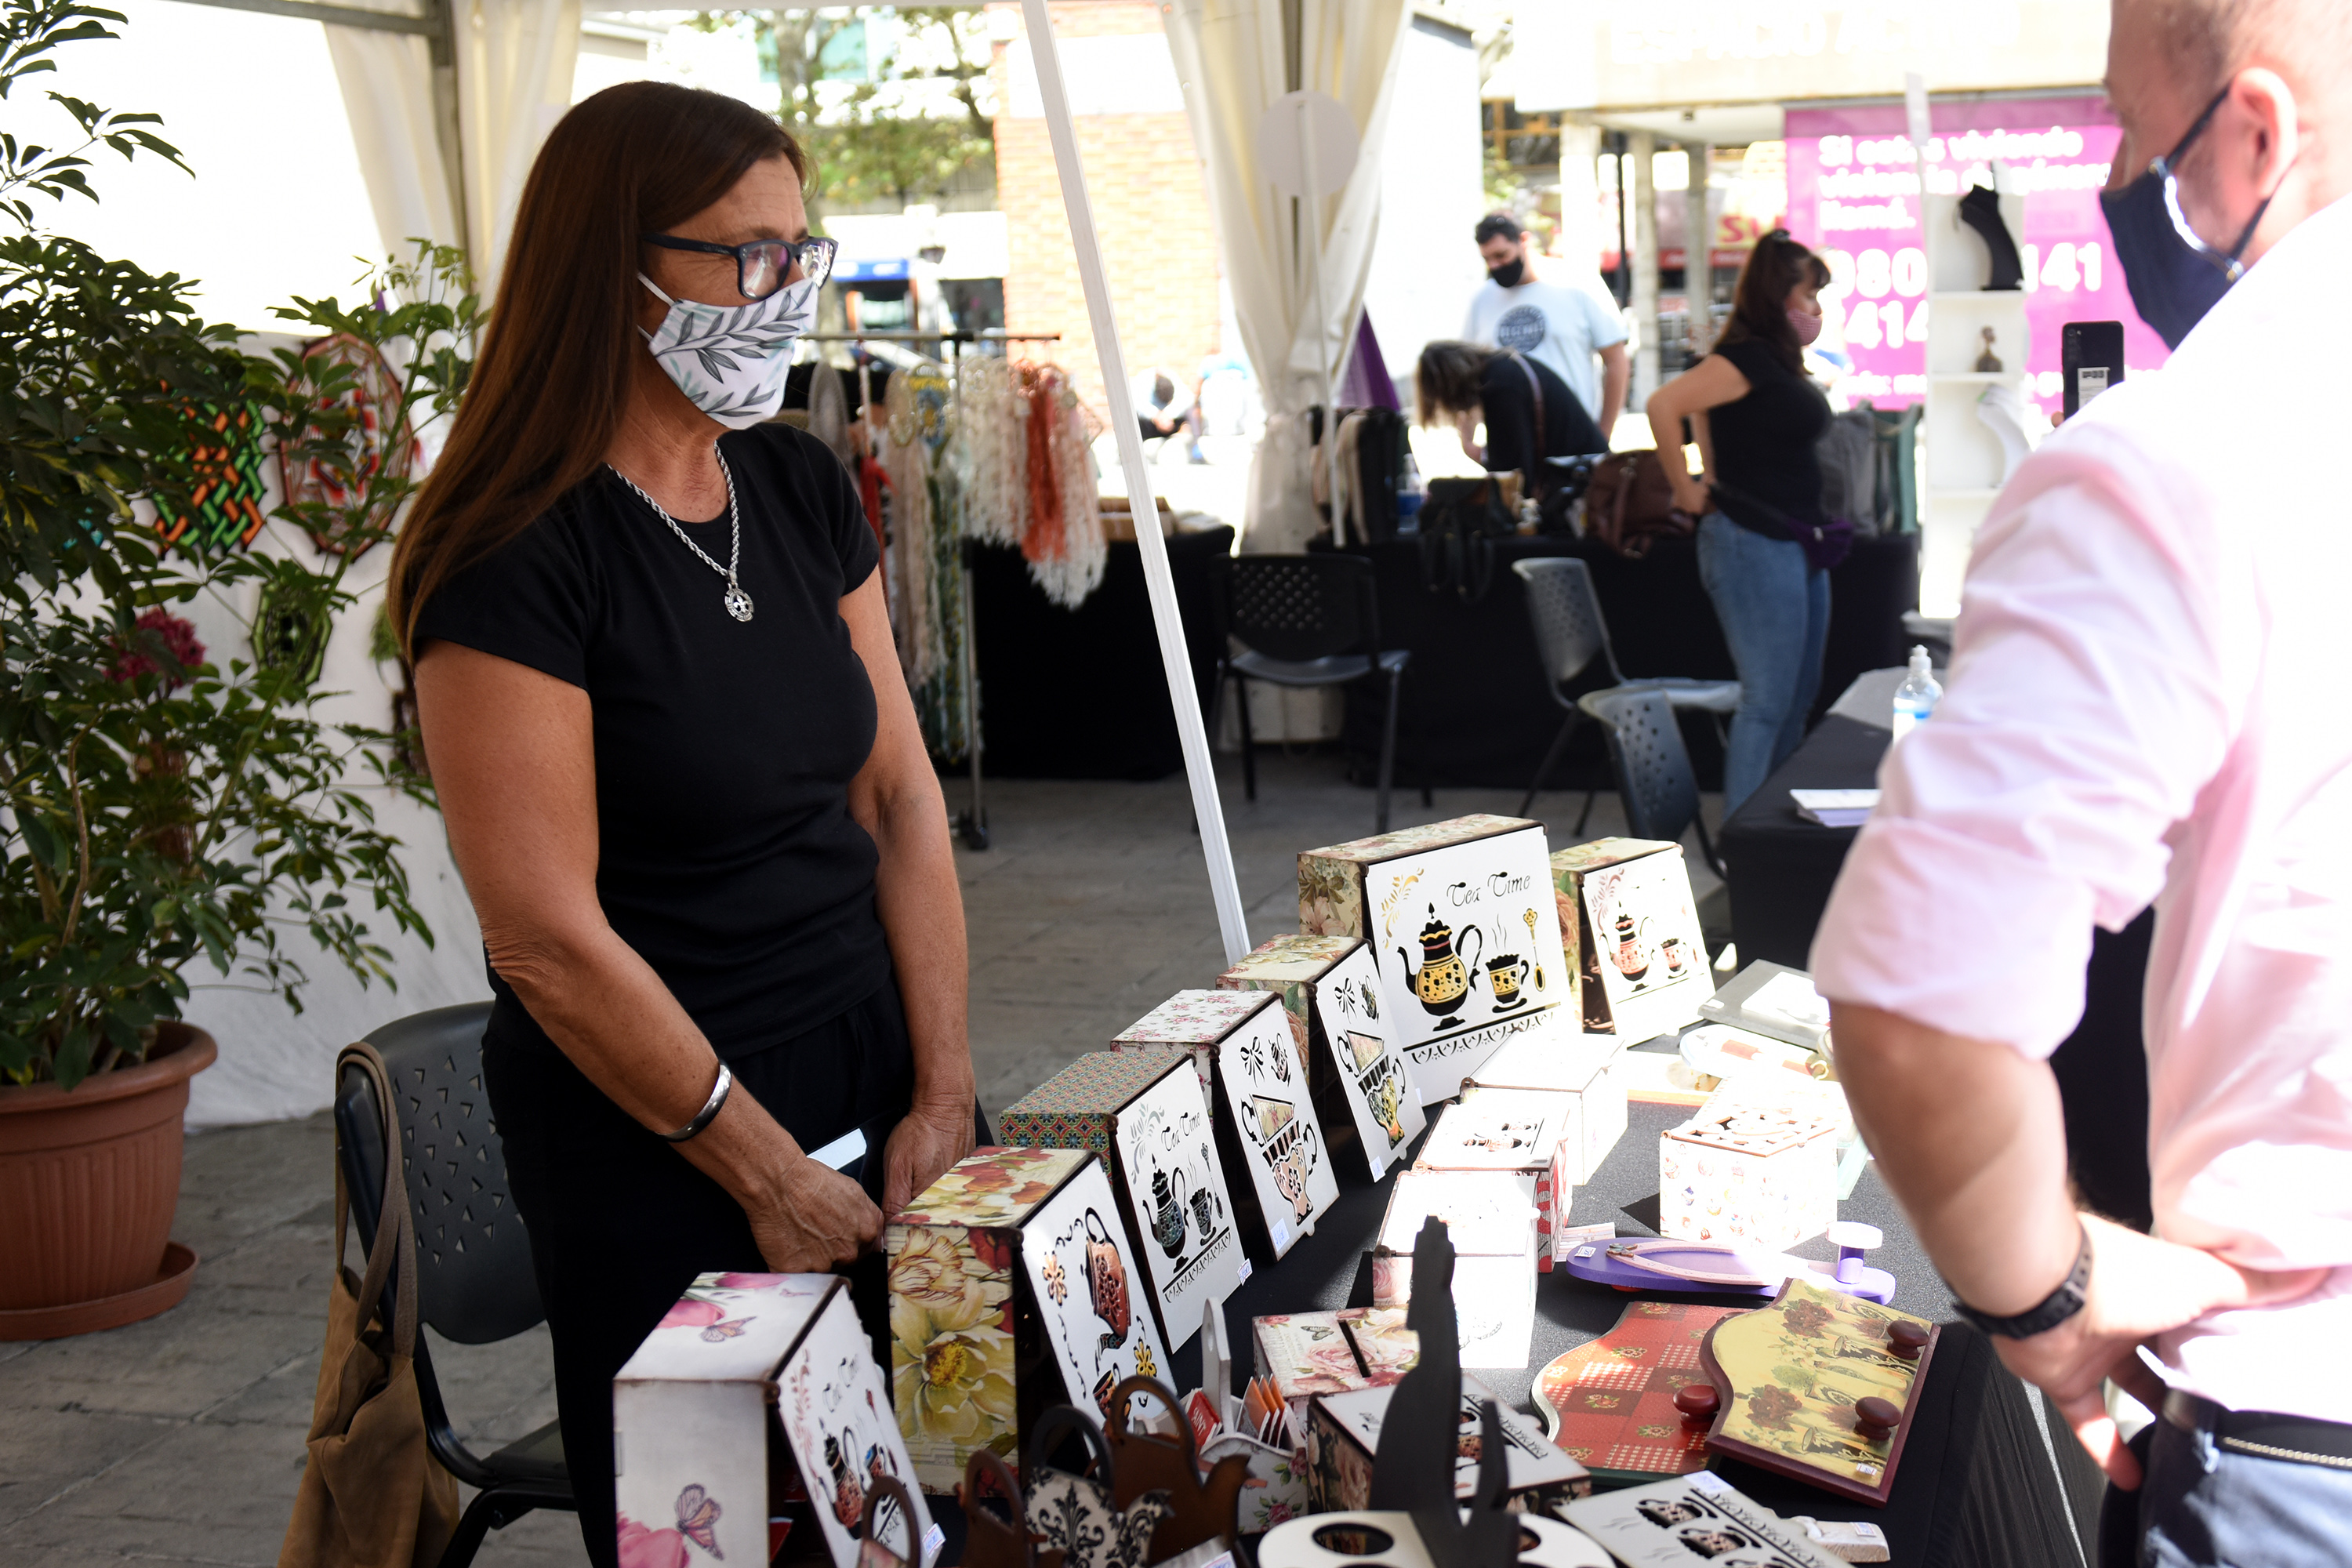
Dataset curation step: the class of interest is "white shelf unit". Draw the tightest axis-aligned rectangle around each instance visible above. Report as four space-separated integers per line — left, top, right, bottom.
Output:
1918 189 2029 617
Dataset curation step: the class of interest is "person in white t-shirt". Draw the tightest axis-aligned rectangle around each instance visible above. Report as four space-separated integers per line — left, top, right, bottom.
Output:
1459 212 1629 456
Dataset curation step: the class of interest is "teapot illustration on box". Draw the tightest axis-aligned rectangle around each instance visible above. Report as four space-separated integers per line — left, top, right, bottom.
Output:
1611 912 1652 988
1149 1165 1189 1260
1397 905 1483 1025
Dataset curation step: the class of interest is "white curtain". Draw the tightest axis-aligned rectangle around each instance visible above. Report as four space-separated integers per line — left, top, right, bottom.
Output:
1165 0 1410 552
326 0 579 291
325 0 463 261
457 0 582 292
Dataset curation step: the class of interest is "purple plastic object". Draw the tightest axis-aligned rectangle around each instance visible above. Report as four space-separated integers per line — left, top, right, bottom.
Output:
1560 1236 1896 1305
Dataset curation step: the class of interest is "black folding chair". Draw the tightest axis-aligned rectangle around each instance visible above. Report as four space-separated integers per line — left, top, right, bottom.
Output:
335 1004 572 1568
1581 687 1726 880
1215 553 1425 832
1512 557 1740 830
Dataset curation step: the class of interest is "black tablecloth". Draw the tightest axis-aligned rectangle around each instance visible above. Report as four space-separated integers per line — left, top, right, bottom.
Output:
1160 1044 2105 1567
1714 710 2156 1229
1329 534 1918 792
968 529 1233 779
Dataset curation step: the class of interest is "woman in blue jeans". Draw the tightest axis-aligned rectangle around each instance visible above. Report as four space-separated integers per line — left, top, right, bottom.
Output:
1646 231 1835 813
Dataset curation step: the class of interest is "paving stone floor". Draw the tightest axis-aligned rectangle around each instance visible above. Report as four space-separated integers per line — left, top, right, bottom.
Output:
1 749 1715 1568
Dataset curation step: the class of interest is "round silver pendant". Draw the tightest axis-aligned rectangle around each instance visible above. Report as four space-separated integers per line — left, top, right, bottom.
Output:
724 583 755 622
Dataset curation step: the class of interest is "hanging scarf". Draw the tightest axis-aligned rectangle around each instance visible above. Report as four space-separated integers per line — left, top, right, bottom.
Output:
954 354 1029 548
1019 363 1106 609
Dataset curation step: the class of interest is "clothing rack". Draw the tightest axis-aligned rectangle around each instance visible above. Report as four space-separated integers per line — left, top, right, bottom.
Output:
800 329 1064 852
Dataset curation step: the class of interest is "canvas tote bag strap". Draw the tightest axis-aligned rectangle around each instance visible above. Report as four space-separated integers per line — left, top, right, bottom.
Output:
336 1042 416 1352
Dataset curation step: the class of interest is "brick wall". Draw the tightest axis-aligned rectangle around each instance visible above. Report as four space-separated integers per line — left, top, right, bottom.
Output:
991 1 1222 425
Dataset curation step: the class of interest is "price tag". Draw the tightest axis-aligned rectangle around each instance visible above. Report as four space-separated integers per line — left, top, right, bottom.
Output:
921 1524 946 1566
1236 1257 1254 1283
1690 1471 1730 1496
1271 1218 1292 1250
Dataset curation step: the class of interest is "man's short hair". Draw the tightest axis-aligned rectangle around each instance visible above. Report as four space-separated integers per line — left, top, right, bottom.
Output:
1474 212 1523 245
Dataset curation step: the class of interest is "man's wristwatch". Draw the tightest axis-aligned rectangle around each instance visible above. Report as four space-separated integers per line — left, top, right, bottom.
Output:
1948 1221 2092 1339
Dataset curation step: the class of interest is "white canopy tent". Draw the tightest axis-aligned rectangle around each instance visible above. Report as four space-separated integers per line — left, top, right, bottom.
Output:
1164 0 1410 554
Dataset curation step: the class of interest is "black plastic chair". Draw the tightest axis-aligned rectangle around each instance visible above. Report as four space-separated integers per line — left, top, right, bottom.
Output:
1580 687 1725 879
335 1003 572 1568
1511 557 1740 830
1215 553 1422 832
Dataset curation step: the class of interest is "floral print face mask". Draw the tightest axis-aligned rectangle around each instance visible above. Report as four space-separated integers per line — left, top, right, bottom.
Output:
638 271 818 429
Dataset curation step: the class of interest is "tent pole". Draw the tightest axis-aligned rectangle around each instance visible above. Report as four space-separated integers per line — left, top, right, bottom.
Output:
1018 0 1252 965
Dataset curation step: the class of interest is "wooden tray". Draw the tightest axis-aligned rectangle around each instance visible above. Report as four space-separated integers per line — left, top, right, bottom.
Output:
1530 1301 1740 1488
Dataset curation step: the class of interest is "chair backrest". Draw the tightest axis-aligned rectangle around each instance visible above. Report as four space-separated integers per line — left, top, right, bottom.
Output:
1225 554 1377 662
1511 556 1621 689
1584 688 1700 845
334 1001 545 1345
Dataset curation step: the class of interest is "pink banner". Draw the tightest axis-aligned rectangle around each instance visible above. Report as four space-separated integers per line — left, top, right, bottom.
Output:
1784 98 2169 415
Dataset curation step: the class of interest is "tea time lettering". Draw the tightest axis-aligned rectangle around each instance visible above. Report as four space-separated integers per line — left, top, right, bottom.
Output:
1444 872 1534 907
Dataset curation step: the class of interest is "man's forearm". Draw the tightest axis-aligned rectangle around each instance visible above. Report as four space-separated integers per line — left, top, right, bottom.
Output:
1828 1001 2083 1314
1598 353 1630 438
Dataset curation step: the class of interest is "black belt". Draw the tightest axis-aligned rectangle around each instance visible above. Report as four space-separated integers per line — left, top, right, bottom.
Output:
2162 1389 2352 1472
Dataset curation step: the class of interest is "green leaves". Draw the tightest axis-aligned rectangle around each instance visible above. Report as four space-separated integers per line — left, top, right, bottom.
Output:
0 2 187 227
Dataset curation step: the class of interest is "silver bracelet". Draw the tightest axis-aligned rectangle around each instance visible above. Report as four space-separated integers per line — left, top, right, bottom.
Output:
659 1061 733 1143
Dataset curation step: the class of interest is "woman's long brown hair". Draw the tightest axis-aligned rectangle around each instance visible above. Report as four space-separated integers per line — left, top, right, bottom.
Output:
1715 229 1832 373
388 82 805 656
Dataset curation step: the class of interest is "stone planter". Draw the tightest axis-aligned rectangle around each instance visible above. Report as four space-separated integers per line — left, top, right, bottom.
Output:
0 1022 215 1339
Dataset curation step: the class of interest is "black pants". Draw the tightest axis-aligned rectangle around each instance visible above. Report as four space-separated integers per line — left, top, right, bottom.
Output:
486 980 916 1568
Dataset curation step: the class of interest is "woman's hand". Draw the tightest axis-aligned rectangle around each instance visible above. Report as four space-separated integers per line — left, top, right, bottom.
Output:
884 1098 977 1215
746 1156 884 1271
1671 473 1713 518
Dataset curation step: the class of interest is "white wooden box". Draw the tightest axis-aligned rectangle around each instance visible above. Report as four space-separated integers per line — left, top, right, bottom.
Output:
1551 840 1712 1046
1465 1030 1628 1185
1411 1088 1575 1270
614 1272 933 1568
1658 1083 1845 1250
1369 1169 1537 1370
1301 815 1575 1105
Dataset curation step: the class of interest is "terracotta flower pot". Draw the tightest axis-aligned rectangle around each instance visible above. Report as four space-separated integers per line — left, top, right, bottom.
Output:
0 1022 216 1339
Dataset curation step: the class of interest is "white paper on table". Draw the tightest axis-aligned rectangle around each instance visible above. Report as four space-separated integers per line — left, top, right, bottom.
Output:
1743 971 1831 1033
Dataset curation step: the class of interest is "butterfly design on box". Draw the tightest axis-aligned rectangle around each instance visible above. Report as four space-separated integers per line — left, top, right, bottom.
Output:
674 1484 722 1558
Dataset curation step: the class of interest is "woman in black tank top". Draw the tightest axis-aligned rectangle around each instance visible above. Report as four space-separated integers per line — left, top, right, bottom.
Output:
1643 231 1836 813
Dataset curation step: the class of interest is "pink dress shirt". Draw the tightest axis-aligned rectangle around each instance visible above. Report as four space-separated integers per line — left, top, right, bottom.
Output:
1813 194 2352 1423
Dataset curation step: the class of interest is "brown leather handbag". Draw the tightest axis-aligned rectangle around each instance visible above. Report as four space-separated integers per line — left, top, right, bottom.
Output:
278 1045 459 1568
1583 450 1697 559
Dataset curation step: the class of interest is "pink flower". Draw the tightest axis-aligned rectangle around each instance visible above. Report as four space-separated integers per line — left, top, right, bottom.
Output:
616 1519 689 1568
659 1298 726 1330
714 1272 783 1290
109 609 206 690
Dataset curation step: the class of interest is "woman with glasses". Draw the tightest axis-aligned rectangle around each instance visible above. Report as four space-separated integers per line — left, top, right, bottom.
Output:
387 83 975 1565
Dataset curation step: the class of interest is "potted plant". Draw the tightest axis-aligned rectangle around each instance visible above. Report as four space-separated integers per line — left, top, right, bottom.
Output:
0 0 471 1337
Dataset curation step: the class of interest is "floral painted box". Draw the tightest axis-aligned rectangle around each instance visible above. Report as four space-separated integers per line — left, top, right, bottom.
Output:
1305 1376 1590 1515
1219 935 1426 1181
1111 985 1278 1107
1465 1029 1628 1186
1300 815 1574 1106
614 1272 935 1568
1552 840 1713 1046
884 1147 1170 1494
998 1051 1247 1353
1251 1307 1419 1415
1658 1084 1844 1251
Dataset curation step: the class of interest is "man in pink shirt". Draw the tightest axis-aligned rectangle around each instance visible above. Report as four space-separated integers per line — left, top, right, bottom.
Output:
1812 2 2352 1560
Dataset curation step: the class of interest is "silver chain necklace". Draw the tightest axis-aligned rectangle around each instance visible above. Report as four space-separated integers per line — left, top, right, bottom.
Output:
610 453 754 622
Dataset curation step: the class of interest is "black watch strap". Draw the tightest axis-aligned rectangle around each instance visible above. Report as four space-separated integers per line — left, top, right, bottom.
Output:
1949 1223 2092 1340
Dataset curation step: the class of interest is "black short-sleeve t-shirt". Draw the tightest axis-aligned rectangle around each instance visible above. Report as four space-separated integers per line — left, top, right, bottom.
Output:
413 422 890 1058
1708 337 1831 538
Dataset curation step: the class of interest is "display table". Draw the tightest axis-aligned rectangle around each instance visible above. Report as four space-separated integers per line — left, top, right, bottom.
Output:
1162 1044 2106 1567
967 528 1233 779
1327 533 1918 791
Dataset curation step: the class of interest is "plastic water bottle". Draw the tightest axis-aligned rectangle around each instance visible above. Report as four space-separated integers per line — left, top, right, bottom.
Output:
1892 644 1942 741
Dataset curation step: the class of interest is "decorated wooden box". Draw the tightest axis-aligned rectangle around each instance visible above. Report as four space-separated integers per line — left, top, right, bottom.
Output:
1252 1307 1419 1414
1658 1082 1844 1250
997 1051 1247 1352
1300 814 1574 1105
884 1148 1170 1494
1465 1030 1628 1185
1189 987 1342 1261
1305 1376 1591 1515
1111 986 1271 1104
1412 1087 1575 1269
1219 935 1426 1180
1551 840 1712 1047
1368 1169 1537 1370
614 1272 935 1568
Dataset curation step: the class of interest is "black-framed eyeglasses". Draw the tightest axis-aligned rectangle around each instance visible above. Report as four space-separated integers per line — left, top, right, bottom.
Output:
2148 83 2263 283
640 233 839 299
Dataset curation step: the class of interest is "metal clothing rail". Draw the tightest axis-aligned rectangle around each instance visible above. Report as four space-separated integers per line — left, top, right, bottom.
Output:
800 330 1064 852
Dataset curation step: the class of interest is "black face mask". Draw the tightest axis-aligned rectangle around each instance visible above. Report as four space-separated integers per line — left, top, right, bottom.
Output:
2100 83 2279 350
1487 256 1526 289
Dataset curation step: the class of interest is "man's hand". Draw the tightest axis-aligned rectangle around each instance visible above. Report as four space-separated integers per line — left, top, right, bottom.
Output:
883 1098 976 1215
746 1156 884 1271
1994 1215 2326 1487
